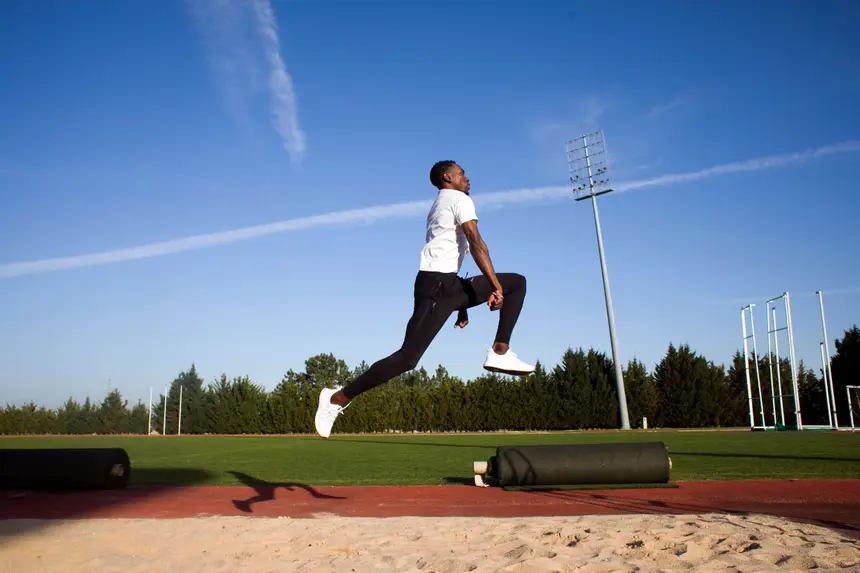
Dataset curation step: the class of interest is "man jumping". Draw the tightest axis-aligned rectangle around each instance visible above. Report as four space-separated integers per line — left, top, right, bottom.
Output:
314 160 535 438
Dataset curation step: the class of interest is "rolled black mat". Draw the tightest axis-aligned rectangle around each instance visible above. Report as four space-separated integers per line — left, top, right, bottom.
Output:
0 448 132 490
486 441 671 487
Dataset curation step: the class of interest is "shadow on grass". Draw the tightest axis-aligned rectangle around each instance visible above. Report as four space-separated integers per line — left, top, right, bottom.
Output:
339 438 860 464
671 451 860 463
335 438 493 449
130 467 219 486
442 476 474 485
227 471 346 513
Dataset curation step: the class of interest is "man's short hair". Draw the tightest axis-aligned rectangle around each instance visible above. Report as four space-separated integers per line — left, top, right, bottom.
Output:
429 160 457 189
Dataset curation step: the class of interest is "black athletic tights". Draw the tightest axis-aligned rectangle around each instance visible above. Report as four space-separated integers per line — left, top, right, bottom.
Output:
341 270 527 400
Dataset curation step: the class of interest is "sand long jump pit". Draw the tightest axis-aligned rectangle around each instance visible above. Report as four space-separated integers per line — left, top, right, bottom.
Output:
2 479 859 572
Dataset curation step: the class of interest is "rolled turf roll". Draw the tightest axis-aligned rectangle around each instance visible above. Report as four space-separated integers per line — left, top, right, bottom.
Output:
0 448 131 490
486 441 671 487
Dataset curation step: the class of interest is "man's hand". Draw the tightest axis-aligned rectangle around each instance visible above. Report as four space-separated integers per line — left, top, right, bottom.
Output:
488 290 504 311
461 220 504 312
454 309 469 328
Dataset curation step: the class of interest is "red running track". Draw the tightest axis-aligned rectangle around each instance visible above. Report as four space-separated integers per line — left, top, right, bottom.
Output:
2 479 859 535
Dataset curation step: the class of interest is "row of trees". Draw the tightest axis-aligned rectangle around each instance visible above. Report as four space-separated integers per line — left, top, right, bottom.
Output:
2 326 858 436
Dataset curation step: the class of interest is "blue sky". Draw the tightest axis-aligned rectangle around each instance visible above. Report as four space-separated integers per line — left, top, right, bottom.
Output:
1 0 859 410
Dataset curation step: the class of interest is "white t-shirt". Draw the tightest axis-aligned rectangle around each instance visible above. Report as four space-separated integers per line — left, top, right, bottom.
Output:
418 189 479 273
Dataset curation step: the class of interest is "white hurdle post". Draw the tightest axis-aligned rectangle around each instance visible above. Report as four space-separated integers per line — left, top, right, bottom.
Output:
178 385 183 436
816 290 839 429
162 385 167 436
767 292 802 430
741 304 769 429
847 386 860 432
819 343 834 428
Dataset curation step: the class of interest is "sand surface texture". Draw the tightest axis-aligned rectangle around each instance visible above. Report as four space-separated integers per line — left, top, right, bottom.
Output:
1 513 859 573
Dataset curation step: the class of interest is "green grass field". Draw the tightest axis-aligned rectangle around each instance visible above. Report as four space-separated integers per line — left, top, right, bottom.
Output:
1 430 858 487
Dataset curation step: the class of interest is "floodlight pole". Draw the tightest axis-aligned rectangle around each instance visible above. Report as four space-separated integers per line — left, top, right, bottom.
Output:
162 385 167 436
567 131 630 430
178 384 183 436
589 185 630 431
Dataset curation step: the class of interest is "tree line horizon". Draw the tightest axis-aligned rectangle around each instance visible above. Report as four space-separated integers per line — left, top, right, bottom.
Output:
2 326 858 436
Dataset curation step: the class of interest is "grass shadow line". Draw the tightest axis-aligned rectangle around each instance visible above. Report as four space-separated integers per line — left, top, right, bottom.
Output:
671 451 860 463
334 438 492 449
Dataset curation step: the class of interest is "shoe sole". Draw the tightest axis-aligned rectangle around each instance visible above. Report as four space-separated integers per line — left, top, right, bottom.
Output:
483 365 534 376
314 414 327 438
314 390 334 438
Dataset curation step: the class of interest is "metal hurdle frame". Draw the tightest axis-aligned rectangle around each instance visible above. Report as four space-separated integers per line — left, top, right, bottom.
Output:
799 290 841 431
816 290 839 429
818 343 834 428
739 289 851 432
741 304 776 430
765 292 802 430
847 386 860 432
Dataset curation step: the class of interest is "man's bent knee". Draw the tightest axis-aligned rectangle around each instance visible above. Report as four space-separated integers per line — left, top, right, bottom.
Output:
505 273 526 295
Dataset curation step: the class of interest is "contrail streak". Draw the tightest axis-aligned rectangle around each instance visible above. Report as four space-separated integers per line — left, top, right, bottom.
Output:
1 140 857 279
722 286 860 306
0 199 435 279
614 140 860 194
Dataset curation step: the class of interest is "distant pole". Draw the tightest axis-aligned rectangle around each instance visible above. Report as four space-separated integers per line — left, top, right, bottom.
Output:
178 385 183 436
162 385 167 436
740 306 756 428
147 387 153 435
565 130 630 430
816 290 839 428
820 342 834 428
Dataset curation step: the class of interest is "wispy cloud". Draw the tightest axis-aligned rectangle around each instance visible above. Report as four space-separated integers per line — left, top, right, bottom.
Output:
250 0 306 165
2 140 858 279
186 0 305 165
645 95 687 120
530 95 610 145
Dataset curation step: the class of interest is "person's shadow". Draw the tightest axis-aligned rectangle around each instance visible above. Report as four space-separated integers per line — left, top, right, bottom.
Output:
228 471 347 513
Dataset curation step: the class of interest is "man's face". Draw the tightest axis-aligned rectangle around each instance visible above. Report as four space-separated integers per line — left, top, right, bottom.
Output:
446 164 471 193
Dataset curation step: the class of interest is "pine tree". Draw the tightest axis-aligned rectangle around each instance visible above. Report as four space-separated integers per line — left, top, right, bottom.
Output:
654 344 703 428
623 358 657 428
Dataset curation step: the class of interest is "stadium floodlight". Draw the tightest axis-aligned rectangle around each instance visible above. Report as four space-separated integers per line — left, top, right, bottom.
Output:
565 130 630 430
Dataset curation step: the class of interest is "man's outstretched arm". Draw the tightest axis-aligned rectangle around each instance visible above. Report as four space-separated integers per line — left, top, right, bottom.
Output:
461 220 504 309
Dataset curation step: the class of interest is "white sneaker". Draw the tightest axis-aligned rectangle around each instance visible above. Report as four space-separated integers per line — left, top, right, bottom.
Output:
483 348 535 375
314 386 349 438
